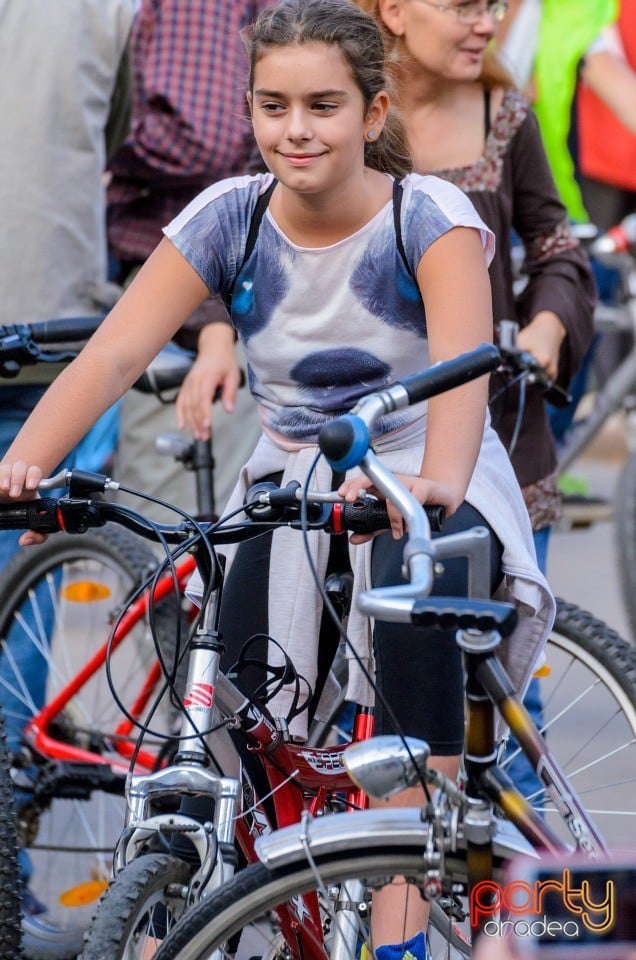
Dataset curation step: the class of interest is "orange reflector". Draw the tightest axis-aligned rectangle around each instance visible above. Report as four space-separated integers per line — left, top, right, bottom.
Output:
59 879 108 907
61 581 112 603
533 664 551 678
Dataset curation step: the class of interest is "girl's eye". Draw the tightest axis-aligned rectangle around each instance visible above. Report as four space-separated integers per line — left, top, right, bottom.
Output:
261 102 285 113
313 102 338 112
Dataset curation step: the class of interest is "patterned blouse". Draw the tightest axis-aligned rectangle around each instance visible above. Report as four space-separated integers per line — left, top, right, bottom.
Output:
432 89 596 527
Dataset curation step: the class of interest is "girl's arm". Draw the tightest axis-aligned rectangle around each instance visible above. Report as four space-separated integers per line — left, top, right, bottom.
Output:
341 226 493 540
0 239 210 497
415 226 493 507
175 322 241 441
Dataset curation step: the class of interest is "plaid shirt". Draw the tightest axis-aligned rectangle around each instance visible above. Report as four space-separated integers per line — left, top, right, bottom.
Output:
107 0 271 264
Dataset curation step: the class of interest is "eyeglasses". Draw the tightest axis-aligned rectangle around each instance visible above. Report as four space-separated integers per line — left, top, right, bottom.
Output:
413 0 509 24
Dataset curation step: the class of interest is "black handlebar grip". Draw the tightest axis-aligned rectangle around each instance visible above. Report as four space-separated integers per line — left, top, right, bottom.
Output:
27 316 104 344
0 498 61 532
340 499 392 534
400 343 500 405
336 500 445 535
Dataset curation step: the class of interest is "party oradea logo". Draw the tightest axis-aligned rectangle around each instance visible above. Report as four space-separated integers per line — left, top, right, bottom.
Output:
470 868 615 940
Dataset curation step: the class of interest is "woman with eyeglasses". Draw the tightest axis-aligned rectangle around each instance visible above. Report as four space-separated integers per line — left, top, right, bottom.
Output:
355 0 595 829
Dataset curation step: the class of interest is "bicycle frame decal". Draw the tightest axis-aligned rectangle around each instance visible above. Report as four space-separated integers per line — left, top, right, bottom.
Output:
299 748 347 775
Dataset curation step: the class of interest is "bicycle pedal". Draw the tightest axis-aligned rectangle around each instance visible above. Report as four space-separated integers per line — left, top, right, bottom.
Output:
33 762 125 801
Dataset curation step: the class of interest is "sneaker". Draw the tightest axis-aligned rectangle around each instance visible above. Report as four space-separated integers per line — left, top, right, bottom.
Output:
375 931 428 960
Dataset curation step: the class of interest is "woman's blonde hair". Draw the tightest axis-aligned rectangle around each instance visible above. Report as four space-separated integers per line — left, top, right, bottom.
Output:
355 0 515 91
243 0 413 179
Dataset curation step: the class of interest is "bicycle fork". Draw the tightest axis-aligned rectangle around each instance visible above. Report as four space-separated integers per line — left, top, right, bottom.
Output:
115 568 243 902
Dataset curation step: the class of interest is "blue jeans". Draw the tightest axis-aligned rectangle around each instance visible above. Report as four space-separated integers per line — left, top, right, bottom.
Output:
503 527 548 802
0 387 77 749
0 386 118 885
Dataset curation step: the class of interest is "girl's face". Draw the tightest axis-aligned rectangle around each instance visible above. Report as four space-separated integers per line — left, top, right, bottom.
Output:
379 0 497 81
249 43 387 196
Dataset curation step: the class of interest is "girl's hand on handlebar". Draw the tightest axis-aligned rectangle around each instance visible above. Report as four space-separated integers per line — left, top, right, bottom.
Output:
338 473 459 543
0 462 47 546
175 323 240 440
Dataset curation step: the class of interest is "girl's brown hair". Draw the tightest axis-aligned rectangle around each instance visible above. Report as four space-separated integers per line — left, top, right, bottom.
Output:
243 0 413 179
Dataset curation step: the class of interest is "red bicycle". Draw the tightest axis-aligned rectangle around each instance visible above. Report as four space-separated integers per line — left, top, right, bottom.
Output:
1 466 398 959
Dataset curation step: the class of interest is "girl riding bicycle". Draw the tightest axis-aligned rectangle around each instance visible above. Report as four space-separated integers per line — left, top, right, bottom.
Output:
0 1 554 955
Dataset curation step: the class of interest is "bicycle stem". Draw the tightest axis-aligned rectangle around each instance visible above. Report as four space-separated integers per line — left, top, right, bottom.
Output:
356 448 436 620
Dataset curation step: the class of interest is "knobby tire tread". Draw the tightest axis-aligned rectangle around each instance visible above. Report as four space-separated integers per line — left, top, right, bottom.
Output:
80 853 192 960
0 705 22 958
553 597 636 698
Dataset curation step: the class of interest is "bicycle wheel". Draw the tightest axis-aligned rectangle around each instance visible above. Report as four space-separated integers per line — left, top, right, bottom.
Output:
149 808 526 960
79 852 192 960
502 598 636 846
0 527 185 957
615 451 636 641
0 701 22 959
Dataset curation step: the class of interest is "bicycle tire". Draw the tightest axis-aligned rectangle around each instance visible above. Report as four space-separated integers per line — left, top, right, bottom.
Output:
0 700 22 959
0 526 184 958
79 852 192 960
615 451 636 641
503 597 636 845
149 816 525 960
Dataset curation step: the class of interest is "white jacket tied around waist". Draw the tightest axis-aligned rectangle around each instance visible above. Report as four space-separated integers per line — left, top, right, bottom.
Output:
187 413 556 740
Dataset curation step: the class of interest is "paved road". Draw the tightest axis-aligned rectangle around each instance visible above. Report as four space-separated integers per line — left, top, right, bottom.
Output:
549 454 631 640
544 443 636 851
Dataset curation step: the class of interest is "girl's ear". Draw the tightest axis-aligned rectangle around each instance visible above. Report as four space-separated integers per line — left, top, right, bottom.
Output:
378 0 406 38
246 91 253 117
366 89 390 137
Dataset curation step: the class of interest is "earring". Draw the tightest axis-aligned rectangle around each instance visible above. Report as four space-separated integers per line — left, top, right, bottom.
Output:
389 34 402 62
366 131 376 142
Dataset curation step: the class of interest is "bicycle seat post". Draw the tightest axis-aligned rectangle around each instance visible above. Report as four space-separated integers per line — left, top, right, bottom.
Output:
154 433 217 521
192 438 216 522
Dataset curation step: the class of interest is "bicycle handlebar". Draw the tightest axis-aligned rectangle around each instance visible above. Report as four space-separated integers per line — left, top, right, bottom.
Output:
0 318 198 393
496 321 571 408
315 342 517 636
318 343 500 472
0 485 442 541
0 344 515 636
24 317 104 343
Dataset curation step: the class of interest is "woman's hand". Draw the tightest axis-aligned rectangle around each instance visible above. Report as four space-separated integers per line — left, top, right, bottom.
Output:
517 310 566 381
175 323 240 440
338 472 461 544
0 461 46 546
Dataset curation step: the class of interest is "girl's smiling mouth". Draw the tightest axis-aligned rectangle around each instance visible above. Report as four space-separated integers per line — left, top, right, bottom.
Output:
279 151 327 165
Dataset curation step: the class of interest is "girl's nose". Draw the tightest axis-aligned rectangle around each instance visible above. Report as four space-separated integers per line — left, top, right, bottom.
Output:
285 106 312 142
